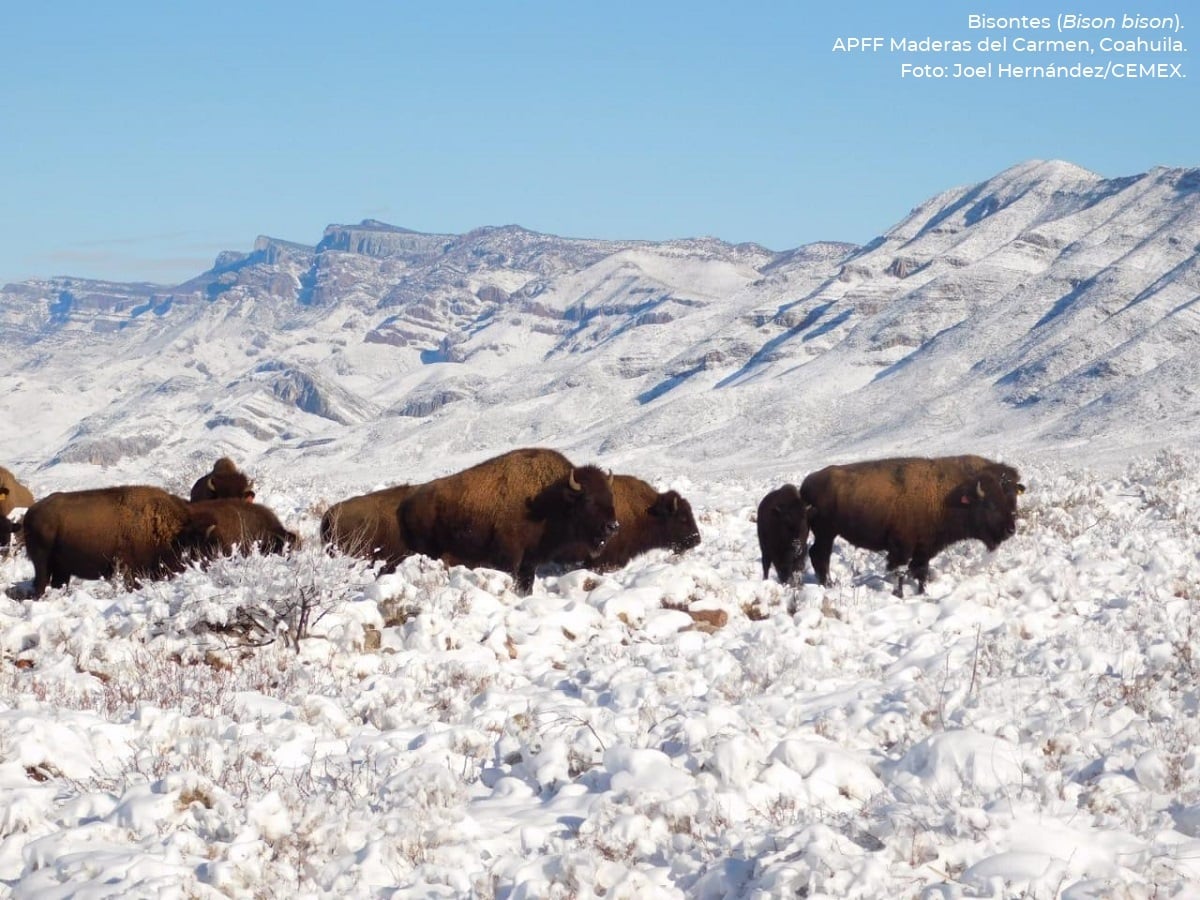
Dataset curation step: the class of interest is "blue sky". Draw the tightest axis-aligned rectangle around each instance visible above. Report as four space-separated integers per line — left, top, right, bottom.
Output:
2 1 1194 285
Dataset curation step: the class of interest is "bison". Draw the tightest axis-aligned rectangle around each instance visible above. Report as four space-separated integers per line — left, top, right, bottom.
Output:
189 457 255 502
551 475 700 573
398 447 619 594
186 499 300 557
320 485 415 571
800 455 1023 597
757 484 810 584
22 486 216 597
1 465 35 518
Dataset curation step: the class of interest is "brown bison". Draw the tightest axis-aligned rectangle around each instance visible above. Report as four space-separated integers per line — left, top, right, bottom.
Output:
320 485 415 571
551 475 701 572
398 447 620 594
185 499 300 557
22 486 215 597
757 484 810 584
189 457 255 502
1 465 35 518
800 455 1023 597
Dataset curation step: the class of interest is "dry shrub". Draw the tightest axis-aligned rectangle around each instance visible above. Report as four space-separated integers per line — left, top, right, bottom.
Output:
687 608 730 632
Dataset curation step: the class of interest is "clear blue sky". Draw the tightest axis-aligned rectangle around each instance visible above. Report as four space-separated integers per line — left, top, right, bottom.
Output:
2 1 1194 285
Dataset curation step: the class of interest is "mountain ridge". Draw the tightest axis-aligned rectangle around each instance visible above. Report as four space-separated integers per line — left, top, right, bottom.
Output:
3 159 1198 486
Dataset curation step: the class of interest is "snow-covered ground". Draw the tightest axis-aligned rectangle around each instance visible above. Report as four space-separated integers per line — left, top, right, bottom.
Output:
3 450 1200 897
3 160 1200 896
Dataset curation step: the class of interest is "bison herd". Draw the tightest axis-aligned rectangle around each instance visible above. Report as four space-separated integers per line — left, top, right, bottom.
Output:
2 451 1024 601
10 459 298 598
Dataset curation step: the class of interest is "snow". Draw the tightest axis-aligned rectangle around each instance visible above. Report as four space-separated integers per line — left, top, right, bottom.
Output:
0 450 1198 896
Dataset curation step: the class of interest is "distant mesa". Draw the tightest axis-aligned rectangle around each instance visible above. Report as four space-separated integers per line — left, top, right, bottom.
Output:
317 220 453 259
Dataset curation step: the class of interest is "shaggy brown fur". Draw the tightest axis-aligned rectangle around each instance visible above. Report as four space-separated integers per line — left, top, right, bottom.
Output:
398 447 619 594
185 499 300 557
1 465 35 517
552 475 701 573
800 456 1022 597
320 485 415 570
22 486 212 597
756 484 809 584
189 457 255 502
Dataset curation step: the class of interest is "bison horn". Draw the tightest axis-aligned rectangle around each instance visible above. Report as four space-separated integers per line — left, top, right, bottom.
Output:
606 469 613 487
568 469 581 492
671 494 678 513
1016 483 1026 494
976 480 986 499
205 477 215 491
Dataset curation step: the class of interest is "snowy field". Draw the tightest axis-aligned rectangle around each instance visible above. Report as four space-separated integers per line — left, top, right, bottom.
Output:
3 450 1200 898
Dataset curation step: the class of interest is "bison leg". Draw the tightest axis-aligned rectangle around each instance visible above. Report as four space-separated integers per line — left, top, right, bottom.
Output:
773 550 793 584
25 543 53 598
898 541 933 596
761 555 771 580
809 532 834 586
884 545 912 598
514 560 536 595
31 566 52 598
908 559 931 595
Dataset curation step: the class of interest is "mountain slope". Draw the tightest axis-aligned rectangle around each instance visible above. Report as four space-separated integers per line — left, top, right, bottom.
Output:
2 159 1198 486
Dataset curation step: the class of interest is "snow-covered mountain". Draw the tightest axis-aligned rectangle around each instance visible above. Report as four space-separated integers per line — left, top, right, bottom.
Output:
3 159 1198 489
4 161 1200 897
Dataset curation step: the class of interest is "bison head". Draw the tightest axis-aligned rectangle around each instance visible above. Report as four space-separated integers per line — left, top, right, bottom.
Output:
270 529 303 554
958 473 1019 550
648 490 701 552
529 465 619 556
759 486 809 544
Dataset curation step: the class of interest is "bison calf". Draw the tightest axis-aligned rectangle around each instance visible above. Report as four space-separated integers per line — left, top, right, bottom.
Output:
22 486 213 597
186 499 300 557
801 455 1022 597
190 457 255 502
320 485 414 571
757 484 810 584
